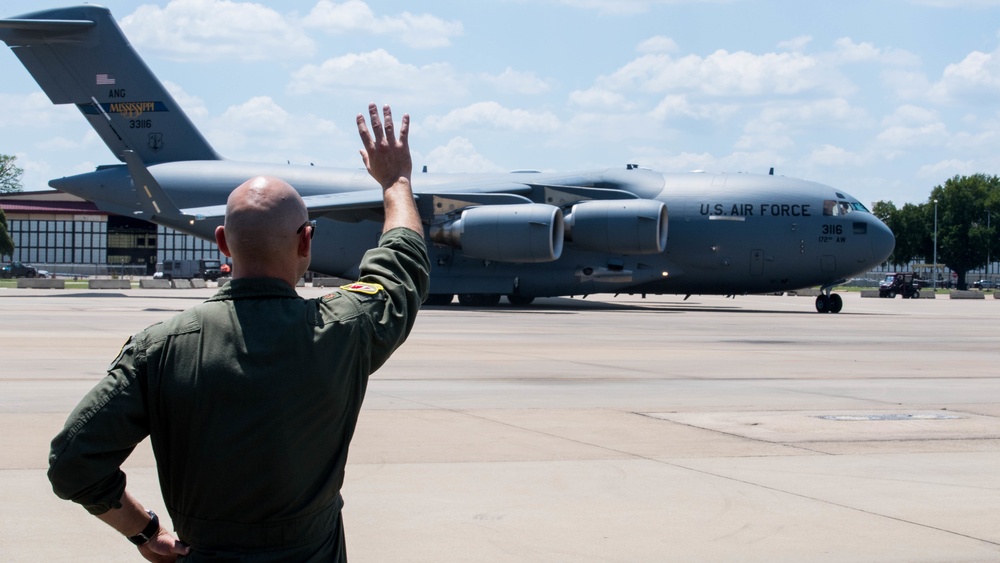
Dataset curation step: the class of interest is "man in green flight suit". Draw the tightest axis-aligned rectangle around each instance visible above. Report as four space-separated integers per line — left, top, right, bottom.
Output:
47 104 430 562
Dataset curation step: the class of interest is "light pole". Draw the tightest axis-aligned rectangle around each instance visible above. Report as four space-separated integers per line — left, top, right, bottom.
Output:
933 199 938 290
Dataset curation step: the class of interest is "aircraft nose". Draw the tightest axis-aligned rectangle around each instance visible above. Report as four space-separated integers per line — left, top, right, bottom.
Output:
870 217 895 265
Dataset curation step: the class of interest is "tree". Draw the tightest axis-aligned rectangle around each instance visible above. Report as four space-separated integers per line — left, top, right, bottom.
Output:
929 174 1000 290
0 207 13 258
1 154 24 194
872 200 903 267
987 183 1000 269
872 200 931 269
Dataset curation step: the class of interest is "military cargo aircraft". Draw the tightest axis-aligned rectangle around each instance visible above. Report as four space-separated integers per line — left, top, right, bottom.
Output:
0 5 894 313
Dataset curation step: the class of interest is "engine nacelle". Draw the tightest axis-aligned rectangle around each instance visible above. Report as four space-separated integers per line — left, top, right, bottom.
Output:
430 204 564 263
564 199 668 255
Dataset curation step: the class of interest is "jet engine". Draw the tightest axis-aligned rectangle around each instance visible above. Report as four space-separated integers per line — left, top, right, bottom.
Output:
430 204 564 263
563 199 668 254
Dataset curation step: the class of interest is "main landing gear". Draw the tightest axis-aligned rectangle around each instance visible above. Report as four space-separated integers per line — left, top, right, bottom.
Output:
814 288 843 314
423 294 536 307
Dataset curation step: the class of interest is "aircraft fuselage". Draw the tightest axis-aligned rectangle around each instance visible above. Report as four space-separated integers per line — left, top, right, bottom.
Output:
50 162 894 300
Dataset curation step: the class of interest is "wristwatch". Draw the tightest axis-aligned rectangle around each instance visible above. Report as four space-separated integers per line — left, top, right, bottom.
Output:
127 510 159 546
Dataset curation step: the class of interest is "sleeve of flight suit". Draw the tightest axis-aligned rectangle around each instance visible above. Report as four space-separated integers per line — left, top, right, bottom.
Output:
351 226 430 370
47 336 151 514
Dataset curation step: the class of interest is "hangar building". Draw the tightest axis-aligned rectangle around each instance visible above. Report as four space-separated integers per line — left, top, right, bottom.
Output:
0 190 225 276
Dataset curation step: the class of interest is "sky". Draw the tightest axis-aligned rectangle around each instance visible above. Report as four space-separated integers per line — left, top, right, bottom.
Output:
3 0 1000 207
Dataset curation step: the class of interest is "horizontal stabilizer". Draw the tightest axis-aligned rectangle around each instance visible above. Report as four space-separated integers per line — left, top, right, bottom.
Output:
0 18 95 33
122 150 186 221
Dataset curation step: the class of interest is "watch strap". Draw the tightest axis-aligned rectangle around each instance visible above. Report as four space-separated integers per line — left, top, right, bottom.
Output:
127 510 159 546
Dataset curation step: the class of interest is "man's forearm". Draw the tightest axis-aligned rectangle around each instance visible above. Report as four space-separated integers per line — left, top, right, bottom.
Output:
96 490 190 561
382 178 422 234
96 490 153 537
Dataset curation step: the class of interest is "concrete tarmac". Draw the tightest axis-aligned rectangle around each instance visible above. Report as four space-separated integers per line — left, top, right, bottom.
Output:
1 288 998 562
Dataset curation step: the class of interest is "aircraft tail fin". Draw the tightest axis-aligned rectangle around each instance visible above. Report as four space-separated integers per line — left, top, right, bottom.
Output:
0 5 221 164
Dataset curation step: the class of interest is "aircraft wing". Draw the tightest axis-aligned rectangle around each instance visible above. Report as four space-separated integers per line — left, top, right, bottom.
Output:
182 189 396 223
181 179 639 223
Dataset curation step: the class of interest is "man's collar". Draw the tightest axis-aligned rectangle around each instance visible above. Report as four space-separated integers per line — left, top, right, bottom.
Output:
207 278 300 302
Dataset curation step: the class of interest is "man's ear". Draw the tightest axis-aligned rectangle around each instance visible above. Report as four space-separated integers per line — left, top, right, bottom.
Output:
215 225 232 258
297 228 311 258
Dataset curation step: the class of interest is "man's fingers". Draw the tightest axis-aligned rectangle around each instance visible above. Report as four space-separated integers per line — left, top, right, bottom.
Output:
368 103 384 144
356 113 374 150
382 105 396 144
398 113 409 147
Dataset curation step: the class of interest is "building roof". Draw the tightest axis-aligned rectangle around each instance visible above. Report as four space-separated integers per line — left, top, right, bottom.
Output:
0 190 104 215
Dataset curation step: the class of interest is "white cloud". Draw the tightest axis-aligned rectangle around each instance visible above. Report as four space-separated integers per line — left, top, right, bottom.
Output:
209 96 340 159
778 36 812 52
883 69 934 100
302 0 462 49
568 87 630 110
637 36 680 54
906 0 1000 6
876 122 949 147
930 47 1000 102
601 49 846 97
553 0 735 15
163 80 209 120
288 49 465 104
563 111 656 145
651 94 739 121
634 149 781 175
829 37 922 67
424 137 506 173
832 38 882 63
0 92 78 128
916 159 975 179
806 144 868 167
736 98 868 150
881 104 938 126
121 0 314 62
425 102 561 132
876 106 947 147
479 68 552 95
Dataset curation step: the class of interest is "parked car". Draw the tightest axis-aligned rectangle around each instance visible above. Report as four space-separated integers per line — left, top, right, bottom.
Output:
972 280 995 290
879 272 921 299
153 259 222 281
1 261 38 278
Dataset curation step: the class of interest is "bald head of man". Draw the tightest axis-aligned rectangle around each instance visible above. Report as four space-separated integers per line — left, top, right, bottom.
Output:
215 176 312 287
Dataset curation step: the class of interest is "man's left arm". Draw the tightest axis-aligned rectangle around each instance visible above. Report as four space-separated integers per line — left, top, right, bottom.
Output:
355 227 430 364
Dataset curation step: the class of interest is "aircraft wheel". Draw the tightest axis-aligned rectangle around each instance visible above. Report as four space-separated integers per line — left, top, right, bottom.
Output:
815 295 829 313
424 294 454 306
458 293 501 307
507 295 535 306
829 293 843 313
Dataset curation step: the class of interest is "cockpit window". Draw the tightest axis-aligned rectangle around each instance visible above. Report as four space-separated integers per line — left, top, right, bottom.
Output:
823 199 869 216
823 200 853 216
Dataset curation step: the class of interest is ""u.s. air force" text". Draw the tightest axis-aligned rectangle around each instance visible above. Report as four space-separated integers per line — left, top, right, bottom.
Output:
699 203 812 217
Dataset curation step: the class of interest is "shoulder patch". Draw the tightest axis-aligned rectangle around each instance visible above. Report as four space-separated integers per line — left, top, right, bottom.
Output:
340 282 384 295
